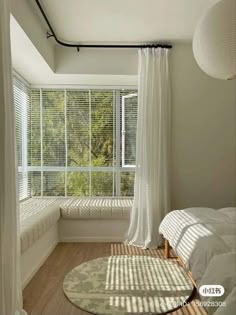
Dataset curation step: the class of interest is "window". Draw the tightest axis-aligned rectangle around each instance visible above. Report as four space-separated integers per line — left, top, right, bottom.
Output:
13 76 31 201
29 88 138 197
122 93 138 167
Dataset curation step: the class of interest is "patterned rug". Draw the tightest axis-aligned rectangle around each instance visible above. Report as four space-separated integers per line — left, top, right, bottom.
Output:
63 254 195 314
111 244 208 315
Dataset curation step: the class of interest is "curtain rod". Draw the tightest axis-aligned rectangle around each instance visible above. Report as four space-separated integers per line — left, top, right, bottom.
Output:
35 0 172 51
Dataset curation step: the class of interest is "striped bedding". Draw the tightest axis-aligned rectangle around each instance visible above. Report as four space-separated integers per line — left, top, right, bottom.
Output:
159 207 236 281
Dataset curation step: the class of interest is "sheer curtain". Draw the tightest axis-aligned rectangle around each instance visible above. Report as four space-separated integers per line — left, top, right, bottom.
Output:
126 48 171 249
0 1 27 314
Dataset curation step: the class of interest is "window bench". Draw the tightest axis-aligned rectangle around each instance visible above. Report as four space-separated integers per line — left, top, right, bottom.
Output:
59 197 132 243
60 197 132 220
20 197 132 288
20 198 62 253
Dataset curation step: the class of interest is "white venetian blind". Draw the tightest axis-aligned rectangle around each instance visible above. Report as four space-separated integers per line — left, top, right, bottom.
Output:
120 91 138 196
30 89 41 196
13 75 31 201
121 93 138 167
91 90 115 196
29 88 138 197
42 90 65 196
66 90 90 196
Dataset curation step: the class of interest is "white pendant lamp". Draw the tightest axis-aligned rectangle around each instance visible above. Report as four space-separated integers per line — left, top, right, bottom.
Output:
193 0 236 80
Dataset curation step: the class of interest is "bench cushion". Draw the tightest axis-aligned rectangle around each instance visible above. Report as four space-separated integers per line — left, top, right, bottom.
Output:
60 198 133 220
20 198 62 253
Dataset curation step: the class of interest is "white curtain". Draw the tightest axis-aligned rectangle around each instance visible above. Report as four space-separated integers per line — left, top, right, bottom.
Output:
126 48 171 249
0 1 27 315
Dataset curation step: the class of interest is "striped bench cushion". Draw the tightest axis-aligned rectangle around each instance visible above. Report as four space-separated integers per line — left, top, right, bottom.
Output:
20 198 62 253
60 198 133 220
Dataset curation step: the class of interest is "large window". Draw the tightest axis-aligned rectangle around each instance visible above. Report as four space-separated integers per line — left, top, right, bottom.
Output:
28 88 138 197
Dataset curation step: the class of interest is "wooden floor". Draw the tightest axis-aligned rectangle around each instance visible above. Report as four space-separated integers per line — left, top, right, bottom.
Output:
23 243 207 315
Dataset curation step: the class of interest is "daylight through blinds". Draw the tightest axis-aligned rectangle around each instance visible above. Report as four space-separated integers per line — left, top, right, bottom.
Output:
13 76 31 201
28 89 138 197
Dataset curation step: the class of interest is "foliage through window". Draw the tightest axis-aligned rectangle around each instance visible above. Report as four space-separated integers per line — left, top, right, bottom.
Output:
27 88 138 197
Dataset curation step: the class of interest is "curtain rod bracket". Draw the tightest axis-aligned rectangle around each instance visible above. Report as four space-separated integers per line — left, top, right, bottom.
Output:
47 31 54 39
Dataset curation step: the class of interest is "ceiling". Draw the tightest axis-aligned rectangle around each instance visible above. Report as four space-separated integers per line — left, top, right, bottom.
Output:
11 0 219 84
11 16 137 85
39 0 217 43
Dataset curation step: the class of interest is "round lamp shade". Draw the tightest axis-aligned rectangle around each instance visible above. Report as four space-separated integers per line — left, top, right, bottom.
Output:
193 0 236 80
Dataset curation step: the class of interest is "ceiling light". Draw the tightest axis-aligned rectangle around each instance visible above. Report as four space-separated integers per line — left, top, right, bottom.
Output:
193 0 236 80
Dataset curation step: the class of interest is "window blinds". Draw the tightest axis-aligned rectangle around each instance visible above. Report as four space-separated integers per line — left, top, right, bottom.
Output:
42 90 66 196
29 89 41 196
13 76 31 201
30 88 137 197
121 93 138 167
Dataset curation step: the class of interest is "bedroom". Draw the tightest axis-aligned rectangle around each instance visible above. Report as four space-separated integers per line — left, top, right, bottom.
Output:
0 0 235 315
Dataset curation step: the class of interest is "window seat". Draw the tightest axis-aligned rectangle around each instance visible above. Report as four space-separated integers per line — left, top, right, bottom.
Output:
20 198 62 253
20 197 132 287
60 197 133 220
20 197 133 252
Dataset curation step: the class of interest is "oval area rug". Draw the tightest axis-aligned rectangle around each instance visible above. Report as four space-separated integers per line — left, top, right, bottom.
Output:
63 255 194 314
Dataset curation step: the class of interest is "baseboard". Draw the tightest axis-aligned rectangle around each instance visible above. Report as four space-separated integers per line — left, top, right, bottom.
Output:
21 224 59 289
60 236 125 243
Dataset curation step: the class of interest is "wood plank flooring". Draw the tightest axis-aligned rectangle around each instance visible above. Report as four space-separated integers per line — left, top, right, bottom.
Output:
23 243 207 315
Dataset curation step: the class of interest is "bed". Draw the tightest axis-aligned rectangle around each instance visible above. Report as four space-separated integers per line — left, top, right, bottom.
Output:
159 207 236 314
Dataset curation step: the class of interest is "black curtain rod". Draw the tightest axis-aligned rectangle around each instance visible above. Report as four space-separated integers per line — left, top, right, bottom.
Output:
35 0 172 51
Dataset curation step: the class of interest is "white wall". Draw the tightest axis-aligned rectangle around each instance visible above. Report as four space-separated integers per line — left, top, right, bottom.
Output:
10 0 55 71
56 46 138 75
170 44 236 209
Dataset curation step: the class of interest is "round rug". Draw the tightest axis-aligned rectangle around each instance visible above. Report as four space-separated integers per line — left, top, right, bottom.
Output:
63 255 194 315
